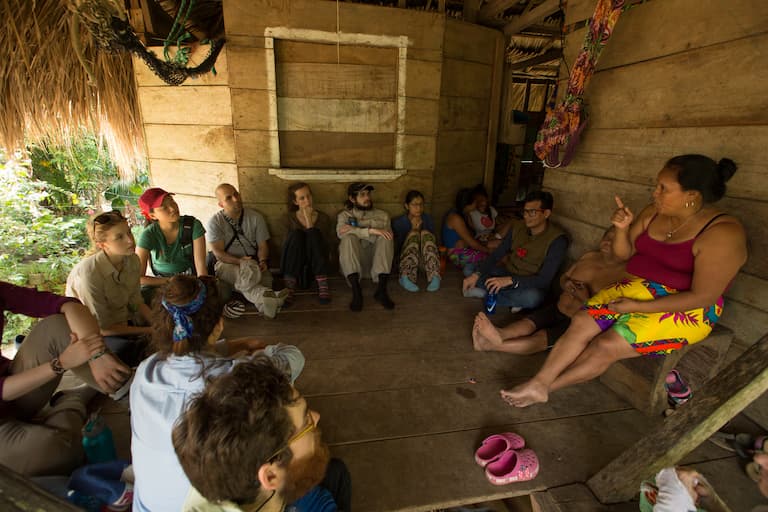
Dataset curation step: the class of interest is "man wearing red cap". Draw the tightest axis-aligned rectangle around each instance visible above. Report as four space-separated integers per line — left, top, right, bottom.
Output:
337 183 395 311
206 184 287 318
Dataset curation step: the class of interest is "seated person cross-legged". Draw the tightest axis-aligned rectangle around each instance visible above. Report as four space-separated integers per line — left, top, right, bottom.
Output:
473 227 626 354
502 154 748 408
442 187 493 277
129 275 305 512
0 282 129 476
173 358 351 512
135 188 209 304
207 183 288 319
462 191 569 313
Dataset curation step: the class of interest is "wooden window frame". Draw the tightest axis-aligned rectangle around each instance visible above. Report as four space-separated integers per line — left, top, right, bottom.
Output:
264 27 408 182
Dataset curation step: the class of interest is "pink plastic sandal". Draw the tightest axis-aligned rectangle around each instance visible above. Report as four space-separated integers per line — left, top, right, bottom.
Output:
474 432 526 467
485 448 540 485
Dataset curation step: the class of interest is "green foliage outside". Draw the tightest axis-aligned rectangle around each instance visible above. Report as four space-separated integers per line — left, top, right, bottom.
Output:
1 136 148 344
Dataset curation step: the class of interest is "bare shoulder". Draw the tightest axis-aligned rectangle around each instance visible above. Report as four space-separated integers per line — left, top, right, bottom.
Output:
695 212 747 257
573 250 602 266
445 211 464 227
700 212 746 240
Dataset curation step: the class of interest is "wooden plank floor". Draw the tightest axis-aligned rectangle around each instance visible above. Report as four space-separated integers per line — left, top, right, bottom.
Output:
219 267 767 511
85 267 765 511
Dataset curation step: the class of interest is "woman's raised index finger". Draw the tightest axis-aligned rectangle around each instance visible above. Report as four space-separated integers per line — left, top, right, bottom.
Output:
614 196 625 209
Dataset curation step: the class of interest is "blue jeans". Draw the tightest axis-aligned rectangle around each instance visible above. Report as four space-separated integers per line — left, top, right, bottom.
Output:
478 268 547 309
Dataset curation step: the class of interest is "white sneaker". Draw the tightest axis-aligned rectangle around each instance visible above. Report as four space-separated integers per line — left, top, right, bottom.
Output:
463 287 486 299
261 296 280 319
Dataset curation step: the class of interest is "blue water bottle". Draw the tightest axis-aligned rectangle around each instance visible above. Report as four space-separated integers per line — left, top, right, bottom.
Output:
82 414 117 464
485 292 497 315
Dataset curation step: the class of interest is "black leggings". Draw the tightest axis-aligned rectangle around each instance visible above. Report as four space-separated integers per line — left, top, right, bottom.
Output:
281 228 330 288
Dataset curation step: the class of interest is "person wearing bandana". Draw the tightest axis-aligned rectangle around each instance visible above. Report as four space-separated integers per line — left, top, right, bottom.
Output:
129 276 305 512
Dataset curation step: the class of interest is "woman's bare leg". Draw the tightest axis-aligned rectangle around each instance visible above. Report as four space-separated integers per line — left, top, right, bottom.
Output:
548 329 640 392
499 311 602 407
472 313 546 354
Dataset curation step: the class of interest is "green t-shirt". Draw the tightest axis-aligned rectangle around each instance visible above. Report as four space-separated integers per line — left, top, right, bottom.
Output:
137 216 205 276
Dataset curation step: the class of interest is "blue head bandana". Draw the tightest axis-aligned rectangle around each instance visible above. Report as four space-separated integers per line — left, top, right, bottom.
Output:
161 281 207 342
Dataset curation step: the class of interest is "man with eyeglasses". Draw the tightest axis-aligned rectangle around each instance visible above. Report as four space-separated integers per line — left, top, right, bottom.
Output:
462 190 569 313
207 184 289 319
173 358 351 512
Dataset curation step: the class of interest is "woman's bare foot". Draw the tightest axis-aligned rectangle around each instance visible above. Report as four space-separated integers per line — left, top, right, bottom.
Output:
500 379 549 408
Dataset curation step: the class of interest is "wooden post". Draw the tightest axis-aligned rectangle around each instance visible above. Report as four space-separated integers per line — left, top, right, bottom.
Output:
463 0 481 23
503 0 560 36
483 33 506 194
0 463 81 511
588 334 768 503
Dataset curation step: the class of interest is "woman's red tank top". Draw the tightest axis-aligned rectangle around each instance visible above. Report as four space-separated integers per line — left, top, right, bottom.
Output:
626 214 726 291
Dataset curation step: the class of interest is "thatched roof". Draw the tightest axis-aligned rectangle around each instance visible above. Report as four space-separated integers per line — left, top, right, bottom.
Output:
0 0 143 178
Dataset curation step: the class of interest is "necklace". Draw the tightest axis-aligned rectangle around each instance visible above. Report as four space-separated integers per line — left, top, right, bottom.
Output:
665 211 699 239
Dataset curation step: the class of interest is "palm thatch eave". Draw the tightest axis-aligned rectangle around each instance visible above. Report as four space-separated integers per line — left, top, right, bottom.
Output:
0 0 144 180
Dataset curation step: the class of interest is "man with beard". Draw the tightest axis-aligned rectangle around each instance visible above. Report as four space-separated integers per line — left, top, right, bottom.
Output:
462 190 569 313
207 184 288 319
337 183 395 311
174 358 351 512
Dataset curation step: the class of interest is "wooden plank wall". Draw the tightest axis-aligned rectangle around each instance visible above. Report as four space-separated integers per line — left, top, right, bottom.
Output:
433 19 504 225
135 1 503 261
552 0 768 353
133 44 234 223
221 0 449 253
276 40 398 170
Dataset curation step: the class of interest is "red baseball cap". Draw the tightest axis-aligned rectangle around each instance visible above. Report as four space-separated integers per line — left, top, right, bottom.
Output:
139 187 173 221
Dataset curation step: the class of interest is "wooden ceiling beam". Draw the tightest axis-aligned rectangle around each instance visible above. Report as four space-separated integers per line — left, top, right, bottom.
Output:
508 48 562 70
503 0 561 36
463 0 482 22
478 0 519 20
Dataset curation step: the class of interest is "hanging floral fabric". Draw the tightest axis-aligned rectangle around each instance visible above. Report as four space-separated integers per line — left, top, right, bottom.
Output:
534 0 625 168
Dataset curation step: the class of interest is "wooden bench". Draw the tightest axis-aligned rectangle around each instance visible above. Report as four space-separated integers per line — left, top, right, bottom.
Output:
599 324 734 416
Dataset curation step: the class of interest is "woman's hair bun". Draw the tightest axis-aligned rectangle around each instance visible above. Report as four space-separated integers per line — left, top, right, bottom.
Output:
717 158 737 183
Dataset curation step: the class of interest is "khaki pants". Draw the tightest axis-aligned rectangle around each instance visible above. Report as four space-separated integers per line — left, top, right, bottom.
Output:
215 259 274 312
0 315 99 476
339 235 394 282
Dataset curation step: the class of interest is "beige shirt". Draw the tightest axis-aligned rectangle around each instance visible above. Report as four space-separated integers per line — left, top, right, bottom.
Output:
183 487 285 512
66 251 144 329
336 207 391 240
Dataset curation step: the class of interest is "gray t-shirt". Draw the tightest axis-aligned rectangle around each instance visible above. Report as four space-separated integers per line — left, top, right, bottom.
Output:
206 209 270 258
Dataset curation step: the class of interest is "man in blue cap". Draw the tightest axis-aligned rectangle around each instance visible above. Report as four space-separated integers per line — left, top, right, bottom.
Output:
337 183 395 311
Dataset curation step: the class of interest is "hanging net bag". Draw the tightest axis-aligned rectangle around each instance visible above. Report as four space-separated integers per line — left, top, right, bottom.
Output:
534 0 625 168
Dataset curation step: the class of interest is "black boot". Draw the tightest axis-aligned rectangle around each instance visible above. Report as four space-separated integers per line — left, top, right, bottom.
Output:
349 273 363 312
374 273 395 310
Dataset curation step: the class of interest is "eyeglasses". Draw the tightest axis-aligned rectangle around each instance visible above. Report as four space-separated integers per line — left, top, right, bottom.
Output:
267 410 316 462
523 208 545 217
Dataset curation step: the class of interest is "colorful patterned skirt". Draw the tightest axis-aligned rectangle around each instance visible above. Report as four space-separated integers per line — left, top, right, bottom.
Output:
584 277 723 357
447 247 487 270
